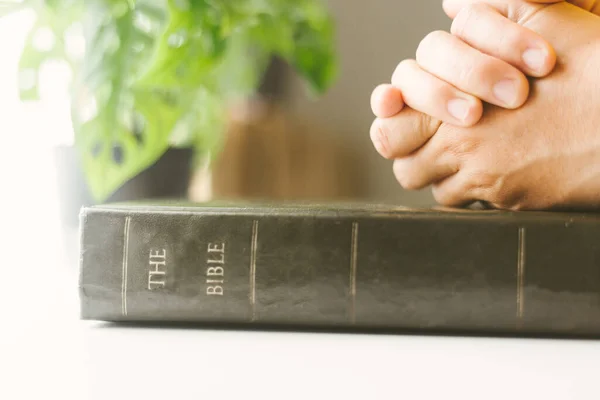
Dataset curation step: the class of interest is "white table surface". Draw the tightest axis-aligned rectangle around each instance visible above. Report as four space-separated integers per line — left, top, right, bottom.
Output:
6 294 600 400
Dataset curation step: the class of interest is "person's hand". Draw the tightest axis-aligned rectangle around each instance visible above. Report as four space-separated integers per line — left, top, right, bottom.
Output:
370 0 600 123
371 0 600 210
370 3 557 126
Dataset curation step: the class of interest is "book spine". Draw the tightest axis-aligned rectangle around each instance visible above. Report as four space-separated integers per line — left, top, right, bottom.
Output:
79 209 600 336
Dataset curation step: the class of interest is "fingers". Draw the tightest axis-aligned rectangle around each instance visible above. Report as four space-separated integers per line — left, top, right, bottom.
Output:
415 30 530 109
450 3 556 77
371 107 488 206
390 124 477 192
370 107 442 159
391 59 483 126
372 0 558 133
431 172 482 208
392 141 461 191
370 84 404 118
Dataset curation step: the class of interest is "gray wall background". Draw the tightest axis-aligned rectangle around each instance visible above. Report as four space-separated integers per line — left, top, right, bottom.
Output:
287 0 451 206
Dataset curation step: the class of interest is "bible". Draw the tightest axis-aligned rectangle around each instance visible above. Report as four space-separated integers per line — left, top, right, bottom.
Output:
79 201 600 337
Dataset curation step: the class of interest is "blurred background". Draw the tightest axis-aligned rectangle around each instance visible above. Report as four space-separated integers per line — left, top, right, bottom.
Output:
284 0 447 206
1 0 450 322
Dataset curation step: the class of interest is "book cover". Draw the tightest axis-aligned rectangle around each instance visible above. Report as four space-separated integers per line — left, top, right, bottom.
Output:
78 201 600 337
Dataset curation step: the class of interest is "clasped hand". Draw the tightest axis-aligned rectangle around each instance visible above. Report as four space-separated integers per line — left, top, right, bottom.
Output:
370 0 600 210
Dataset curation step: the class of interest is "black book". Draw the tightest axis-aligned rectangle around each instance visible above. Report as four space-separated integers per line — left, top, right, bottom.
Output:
78 201 600 337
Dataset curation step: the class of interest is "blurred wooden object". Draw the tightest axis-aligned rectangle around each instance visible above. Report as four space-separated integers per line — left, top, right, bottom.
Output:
189 100 365 201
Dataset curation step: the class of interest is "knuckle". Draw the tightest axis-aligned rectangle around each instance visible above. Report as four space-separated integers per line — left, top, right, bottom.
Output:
432 180 466 207
393 159 424 191
430 124 478 161
442 0 452 13
468 169 500 196
448 136 480 159
370 120 392 159
416 113 443 143
497 27 522 56
465 169 522 209
450 4 482 37
431 185 452 206
511 4 544 26
401 113 441 155
493 190 528 211
390 109 443 157
456 63 477 88
416 30 448 61
458 60 492 87
505 202 528 212
391 59 417 84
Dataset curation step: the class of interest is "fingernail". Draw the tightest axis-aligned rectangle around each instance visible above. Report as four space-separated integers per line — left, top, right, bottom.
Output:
447 98 470 121
522 48 546 72
493 79 517 106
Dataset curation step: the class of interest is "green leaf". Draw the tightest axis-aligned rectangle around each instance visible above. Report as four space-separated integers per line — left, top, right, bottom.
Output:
15 0 338 202
170 87 227 156
135 0 228 89
77 89 182 201
285 0 338 94
72 0 182 201
245 0 338 94
289 15 337 94
166 35 267 151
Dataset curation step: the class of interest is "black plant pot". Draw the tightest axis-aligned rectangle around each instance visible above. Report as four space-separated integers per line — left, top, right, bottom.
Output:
54 145 193 227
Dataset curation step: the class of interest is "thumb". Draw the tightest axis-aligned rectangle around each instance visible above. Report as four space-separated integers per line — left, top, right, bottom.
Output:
442 0 598 67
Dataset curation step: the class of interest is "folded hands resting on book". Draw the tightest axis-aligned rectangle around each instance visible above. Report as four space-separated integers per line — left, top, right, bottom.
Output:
370 0 600 211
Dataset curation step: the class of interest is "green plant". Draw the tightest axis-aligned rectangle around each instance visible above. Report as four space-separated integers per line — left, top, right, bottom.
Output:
2 0 337 201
